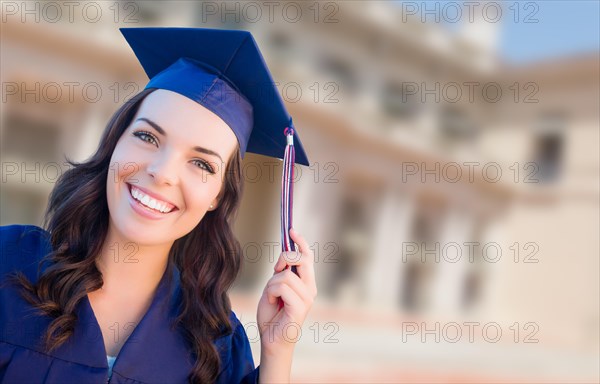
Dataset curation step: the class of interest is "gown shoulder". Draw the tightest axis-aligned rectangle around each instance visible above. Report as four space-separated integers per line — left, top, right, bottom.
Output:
0 224 52 283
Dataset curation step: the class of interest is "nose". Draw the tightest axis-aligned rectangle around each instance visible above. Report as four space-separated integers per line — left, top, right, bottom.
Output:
147 152 179 186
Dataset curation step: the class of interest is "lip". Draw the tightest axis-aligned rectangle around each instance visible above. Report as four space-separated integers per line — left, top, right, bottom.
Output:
126 184 179 220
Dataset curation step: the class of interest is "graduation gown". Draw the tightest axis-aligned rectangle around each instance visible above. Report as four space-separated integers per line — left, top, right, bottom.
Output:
0 224 260 383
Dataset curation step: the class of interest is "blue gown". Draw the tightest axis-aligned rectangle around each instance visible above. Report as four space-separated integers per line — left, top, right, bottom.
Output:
0 224 260 383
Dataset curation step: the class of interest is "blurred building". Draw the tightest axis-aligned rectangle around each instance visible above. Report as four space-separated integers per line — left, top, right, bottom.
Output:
1 1 598 383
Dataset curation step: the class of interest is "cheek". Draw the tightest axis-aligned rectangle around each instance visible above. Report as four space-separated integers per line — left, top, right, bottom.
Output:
109 144 144 183
181 179 222 211
106 144 142 207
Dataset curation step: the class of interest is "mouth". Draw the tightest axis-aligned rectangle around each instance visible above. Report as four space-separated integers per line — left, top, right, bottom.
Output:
126 183 180 215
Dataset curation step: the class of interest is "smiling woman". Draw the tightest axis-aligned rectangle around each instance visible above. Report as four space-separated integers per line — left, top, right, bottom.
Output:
0 27 316 384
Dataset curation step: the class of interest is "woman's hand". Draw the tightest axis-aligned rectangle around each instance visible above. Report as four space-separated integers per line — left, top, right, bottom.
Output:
257 228 318 356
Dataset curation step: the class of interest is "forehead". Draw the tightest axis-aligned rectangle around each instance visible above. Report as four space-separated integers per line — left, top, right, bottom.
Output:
131 89 239 159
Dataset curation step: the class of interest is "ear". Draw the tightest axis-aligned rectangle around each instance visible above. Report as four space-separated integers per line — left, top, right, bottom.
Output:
210 182 227 211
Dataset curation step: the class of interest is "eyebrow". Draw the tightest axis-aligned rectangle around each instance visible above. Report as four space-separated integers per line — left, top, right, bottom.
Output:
134 117 224 163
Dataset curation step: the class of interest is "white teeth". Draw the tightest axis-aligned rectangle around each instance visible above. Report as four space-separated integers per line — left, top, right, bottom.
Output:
130 186 173 213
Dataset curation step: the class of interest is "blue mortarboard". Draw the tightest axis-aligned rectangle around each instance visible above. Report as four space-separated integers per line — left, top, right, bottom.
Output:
119 27 309 166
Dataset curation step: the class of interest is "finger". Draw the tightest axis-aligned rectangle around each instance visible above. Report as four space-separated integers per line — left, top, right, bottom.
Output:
290 228 310 256
274 250 317 298
288 229 317 292
266 281 305 316
274 253 289 273
274 228 317 295
274 250 304 272
268 268 314 304
274 228 308 272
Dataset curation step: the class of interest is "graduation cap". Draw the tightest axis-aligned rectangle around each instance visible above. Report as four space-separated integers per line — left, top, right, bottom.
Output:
119 27 305 291
119 27 309 166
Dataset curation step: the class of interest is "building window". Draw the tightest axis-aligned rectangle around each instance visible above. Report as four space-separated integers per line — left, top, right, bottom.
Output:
438 106 478 147
401 199 444 312
269 31 291 50
381 82 419 120
401 259 428 311
325 193 371 302
461 269 483 311
532 114 564 183
316 56 358 96
1 113 61 164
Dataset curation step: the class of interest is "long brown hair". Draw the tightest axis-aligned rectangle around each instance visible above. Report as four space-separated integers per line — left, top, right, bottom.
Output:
5 87 245 383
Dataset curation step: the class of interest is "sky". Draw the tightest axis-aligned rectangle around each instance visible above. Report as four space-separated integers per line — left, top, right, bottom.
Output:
394 1 600 64
498 0 600 64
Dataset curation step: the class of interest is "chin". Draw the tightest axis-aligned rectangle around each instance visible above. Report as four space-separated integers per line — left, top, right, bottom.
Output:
106 206 169 246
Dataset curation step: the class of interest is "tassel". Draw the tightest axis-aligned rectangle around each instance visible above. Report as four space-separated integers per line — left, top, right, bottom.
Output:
278 121 299 310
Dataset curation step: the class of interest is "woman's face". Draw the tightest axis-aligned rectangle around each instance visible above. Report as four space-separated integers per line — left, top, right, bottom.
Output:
106 89 239 246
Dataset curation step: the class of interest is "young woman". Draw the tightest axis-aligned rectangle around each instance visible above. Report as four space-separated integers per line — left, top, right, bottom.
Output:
0 27 317 383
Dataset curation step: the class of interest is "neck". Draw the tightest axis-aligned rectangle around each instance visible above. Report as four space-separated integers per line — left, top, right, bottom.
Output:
94 224 173 300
